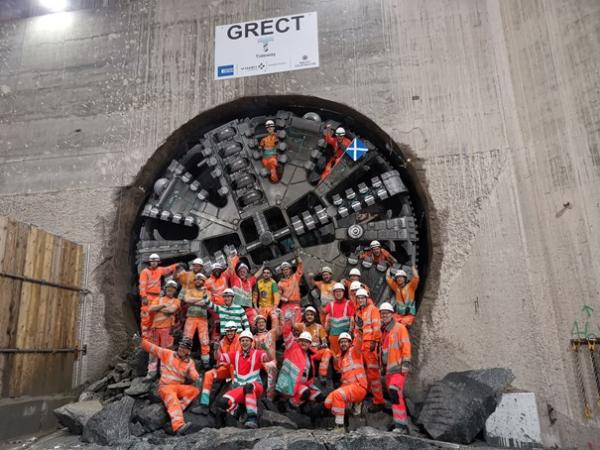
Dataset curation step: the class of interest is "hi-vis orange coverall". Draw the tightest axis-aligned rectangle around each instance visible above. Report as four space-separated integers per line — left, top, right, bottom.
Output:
141 339 199 433
183 286 211 366
259 134 279 182
320 134 351 181
199 334 240 407
148 295 180 373
278 260 304 324
386 270 420 327
381 319 411 428
324 345 368 425
353 299 383 405
138 263 177 337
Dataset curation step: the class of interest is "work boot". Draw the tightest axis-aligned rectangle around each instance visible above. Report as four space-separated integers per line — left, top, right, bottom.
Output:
176 422 192 436
392 425 409 435
367 403 384 413
190 404 210 415
244 415 258 429
352 401 362 416
333 425 345 433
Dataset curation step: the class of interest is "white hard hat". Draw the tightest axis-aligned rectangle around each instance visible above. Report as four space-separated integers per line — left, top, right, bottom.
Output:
192 258 204 266
149 253 160 261
321 266 333 274
379 302 395 313
212 262 224 270
370 240 381 248
265 119 275 127
335 127 345 136
225 321 238 330
355 288 368 298
394 270 408 279
304 306 317 314
195 273 207 280
239 328 254 340
349 268 361 277
237 263 249 272
338 332 352 342
254 314 267 324
350 281 362 291
298 332 313 342
223 288 235 297
333 282 345 291
165 280 178 289
280 261 292 269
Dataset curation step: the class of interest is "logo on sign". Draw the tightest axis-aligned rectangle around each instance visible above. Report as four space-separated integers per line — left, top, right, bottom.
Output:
217 65 235 77
258 36 274 52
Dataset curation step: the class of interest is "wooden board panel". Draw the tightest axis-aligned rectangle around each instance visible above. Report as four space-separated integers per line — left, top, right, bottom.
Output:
0 217 83 398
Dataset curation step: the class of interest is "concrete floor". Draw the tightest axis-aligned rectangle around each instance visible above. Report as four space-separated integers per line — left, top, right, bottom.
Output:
0 0 599 447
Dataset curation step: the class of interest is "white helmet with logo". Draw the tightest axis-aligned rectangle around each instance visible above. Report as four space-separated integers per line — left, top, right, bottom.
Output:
338 332 352 342
321 266 333 274
394 270 408 279
239 328 254 340
355 288 368 298
370 240 381 248
164 279 178 289
212 262 224 271
333 282 345 292
225 321 238 331
192 258 204 266
195 273 207 280
304 306 317 314
223 288 235 297
149 253 160 261
280 261 292 269
298 332 313 342
349 268 361 277
350 281 362 291
379 302 395 313
265 119 275 128
335 127 345 136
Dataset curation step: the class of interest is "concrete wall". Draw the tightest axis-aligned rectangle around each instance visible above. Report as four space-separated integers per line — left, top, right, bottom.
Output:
0 0 599 446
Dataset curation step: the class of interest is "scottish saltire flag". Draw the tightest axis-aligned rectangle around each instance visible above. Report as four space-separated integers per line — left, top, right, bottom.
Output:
345 138 368 161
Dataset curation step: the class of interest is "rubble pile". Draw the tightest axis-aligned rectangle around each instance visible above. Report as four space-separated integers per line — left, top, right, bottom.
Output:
54 346 514 448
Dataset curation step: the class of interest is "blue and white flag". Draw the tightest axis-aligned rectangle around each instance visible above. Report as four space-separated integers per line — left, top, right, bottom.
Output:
345 138 368 162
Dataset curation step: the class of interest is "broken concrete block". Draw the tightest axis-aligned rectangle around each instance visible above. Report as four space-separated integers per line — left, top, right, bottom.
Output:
132 401 169 432
53 400 103 434
82 395 135 445
484 392 542 448
125 377 154 396
259 409 298 429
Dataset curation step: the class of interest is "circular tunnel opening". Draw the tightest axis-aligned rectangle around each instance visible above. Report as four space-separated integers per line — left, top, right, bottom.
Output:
125 95 431 331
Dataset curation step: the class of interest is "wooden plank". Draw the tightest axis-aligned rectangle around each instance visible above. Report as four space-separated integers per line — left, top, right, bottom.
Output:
0 218 30 397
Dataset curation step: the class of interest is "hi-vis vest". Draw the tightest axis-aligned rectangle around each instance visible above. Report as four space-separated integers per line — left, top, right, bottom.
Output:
381 321 411 374
337 347 368 390
230 350 262 387
329 301 351 336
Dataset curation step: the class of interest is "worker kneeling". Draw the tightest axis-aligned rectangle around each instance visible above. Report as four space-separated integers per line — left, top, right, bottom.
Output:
138 335 200 435
276 311 329 409
379 302 411 434
324 332 368 432
217 329 270 428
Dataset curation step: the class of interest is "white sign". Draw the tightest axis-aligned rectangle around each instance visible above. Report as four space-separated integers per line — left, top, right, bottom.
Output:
214 12 319 80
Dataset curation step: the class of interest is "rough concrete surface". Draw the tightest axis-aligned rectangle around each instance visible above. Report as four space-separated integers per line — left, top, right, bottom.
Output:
0 0 599 447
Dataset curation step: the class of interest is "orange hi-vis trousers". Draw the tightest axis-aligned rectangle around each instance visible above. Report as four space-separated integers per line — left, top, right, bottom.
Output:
362 341 384 405
313 348 333 377
148 327 173 373
158 384 199 432
223 381 263 417
262 156 279 182
386 373 408 427
141 294 160 338
199 366 230 406
324 383 367 425
328 336 341 356
184 317 210 365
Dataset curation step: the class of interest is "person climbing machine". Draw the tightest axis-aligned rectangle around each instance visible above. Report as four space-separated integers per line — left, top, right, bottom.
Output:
259 119 281 183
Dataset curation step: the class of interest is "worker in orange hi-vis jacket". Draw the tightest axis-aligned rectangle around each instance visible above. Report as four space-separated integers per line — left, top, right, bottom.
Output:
227 254 260 327
182 273 211 368
352 288 384 409
278 251 304 324
136 334 200 436
324 283 355 355
138 253 178 339
324 332 368 432
194 321 240 415
358 240 398 266
205 262 230 347
347 280 370 309
377 302 412 434
309 266 337 324
259 120 280 183
253 314 279 400
146 279 180 378
386 266 419 327
320 125 351 181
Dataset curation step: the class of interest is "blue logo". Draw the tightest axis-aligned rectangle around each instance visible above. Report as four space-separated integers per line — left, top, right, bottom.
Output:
217 65 234 77
345 138 368 161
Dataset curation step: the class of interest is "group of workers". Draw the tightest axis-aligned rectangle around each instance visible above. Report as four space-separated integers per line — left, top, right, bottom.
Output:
136 240 419 436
